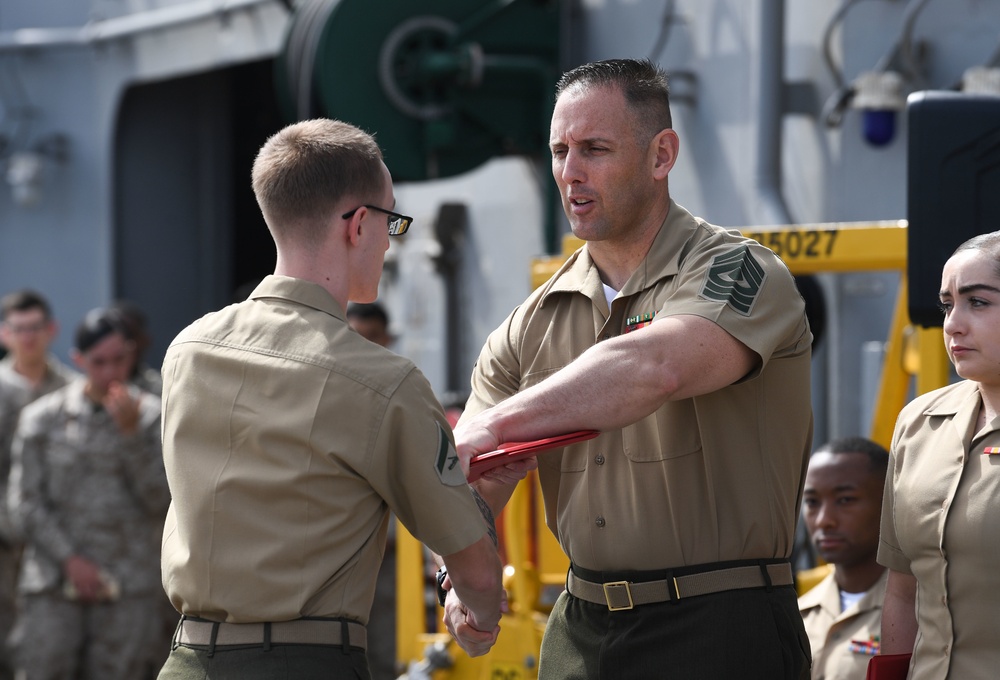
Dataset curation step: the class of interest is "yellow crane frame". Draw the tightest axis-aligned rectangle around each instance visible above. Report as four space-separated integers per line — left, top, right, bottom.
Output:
394 220 951 679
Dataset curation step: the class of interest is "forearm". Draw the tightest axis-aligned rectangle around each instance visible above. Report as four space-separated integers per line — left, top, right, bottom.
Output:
442 535 503 631
479 336 667 441
881 569 918 654
471 477 519 517
467 316 755 443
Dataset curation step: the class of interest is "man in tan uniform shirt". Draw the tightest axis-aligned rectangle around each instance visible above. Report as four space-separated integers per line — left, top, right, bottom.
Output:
157 119 503 680
453 59 813 678
798 437 889 680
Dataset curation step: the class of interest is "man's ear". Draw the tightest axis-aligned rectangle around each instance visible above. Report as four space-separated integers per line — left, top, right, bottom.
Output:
345 207 366 247
651 128 679 180
70 348 85 371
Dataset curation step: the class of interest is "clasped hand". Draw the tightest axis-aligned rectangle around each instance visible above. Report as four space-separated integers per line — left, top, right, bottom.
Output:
442 588 501 658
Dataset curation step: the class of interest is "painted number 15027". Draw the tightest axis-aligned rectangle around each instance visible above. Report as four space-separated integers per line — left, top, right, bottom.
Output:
745 229 839 260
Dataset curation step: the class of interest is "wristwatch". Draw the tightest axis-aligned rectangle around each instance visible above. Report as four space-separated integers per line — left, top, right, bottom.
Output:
435 566 448 607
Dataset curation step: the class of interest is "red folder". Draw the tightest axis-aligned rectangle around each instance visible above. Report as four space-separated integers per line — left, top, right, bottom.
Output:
467 430 600 482
865 653 912 680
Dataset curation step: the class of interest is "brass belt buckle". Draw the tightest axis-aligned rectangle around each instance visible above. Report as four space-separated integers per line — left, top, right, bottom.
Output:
602 581 634 611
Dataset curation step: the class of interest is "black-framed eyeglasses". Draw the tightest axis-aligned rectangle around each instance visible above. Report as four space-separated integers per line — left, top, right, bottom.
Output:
342 205 413 236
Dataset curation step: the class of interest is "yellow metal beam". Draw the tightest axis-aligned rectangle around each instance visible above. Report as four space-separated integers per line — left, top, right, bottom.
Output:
536 220 910 283
915 326 951 396
740 220 907 274
870 282 914 449
396 521 428 665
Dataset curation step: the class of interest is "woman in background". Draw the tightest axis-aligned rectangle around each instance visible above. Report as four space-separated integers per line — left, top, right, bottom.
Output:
878 231 1000 678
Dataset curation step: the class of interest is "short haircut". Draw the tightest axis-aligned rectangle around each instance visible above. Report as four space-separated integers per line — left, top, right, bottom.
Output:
1 289 52 322
555 58 673 142
251 119 385 244
813 436 889 478
953 230 1000 278
74 307 128 354
346 301 389 327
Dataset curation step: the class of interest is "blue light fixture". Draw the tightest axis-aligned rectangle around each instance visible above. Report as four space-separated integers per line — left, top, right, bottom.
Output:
851 71 905 147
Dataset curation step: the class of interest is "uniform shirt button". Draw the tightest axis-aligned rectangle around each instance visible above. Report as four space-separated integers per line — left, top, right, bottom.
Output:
595 516 606 528
595 454 605 465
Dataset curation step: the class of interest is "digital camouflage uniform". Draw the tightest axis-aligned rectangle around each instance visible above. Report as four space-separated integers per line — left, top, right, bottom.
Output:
7 378 169 680
0 356 77 679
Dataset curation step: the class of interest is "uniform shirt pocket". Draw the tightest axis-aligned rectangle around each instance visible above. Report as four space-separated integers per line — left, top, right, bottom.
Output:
622 401 701 462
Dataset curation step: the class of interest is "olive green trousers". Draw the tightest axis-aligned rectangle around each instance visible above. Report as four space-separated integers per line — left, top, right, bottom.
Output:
157 644 371 680
539 584 810 680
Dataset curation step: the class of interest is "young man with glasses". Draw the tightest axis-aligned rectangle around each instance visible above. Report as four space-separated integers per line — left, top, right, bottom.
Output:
157 118 502 680
0 291 78 422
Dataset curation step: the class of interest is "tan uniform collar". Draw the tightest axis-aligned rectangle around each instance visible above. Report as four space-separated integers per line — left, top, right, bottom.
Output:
536 200 704 307
249 275 346 322
921 379 979 418
798 569 888 619
920 380 987 443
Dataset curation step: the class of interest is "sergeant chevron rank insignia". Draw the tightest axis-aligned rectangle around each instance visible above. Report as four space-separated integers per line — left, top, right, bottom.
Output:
699 245 766 315
434 423 465 486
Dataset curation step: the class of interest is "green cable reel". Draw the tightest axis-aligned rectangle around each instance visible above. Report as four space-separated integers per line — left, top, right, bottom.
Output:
276 0 561 184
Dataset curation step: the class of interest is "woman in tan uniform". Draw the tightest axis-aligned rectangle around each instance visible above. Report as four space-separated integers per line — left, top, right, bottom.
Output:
878 231 1000 679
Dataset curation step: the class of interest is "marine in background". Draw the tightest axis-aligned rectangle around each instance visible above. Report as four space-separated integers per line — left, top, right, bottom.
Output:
7 307 168 680
798 437 889 680
0 290 78 680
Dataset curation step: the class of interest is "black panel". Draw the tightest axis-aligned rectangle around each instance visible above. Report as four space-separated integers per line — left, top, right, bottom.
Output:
907 92 1000 327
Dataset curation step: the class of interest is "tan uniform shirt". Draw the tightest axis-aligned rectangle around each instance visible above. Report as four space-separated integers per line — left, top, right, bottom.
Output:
160 276 488 624
878 380 1000 680
799 570 887 680
465 201 813 571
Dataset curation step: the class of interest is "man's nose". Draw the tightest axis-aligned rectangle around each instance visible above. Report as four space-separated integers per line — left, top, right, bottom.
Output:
815 502 836 528
560 150 585 184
